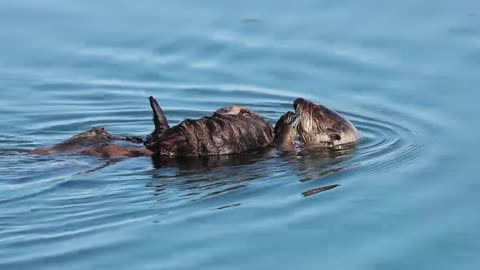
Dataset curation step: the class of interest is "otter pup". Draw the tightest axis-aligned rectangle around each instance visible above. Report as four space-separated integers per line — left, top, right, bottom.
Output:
294 98 359 148
145 96 299 157
31 127 152 158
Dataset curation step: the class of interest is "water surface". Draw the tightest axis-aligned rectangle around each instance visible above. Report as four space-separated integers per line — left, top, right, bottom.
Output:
1 1 480 269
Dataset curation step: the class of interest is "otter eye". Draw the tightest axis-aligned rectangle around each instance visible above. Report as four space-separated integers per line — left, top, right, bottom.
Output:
329 133 341 141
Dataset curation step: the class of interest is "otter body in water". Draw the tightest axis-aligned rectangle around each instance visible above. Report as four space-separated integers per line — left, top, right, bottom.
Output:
31 98 296 159
294 98 359 148
145 97 276 156
31 97 356 160
31 127 152 158
145 96 357 157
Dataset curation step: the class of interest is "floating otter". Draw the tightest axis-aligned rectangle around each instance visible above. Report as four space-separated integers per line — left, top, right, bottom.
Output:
31 127 152 158
145 96 295 157
30 98 296 159
30 97 358 160
294 98 359 148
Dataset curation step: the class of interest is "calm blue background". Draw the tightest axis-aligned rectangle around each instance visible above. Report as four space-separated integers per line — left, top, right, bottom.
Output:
1 1 479 269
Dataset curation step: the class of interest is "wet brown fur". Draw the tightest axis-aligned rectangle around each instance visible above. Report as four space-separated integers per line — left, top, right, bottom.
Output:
79 144 152 158
31 127 152 158
145 99 275 156
273 111 297 150
294 98 359 147
31 97 356 159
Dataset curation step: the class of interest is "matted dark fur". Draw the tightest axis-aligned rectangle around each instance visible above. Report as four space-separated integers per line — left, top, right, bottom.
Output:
31 127 152 158
273 111 297 149
145 96 275 156
294 98 359 148
145 97 292 156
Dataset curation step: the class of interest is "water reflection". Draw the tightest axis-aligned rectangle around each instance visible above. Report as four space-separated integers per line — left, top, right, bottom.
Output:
295 144 356 182
302 184 340 197
148 151 274 201
150 151 272 171
146 145 356 201
240 18 262 23
214 203 242 210
0 0 462 267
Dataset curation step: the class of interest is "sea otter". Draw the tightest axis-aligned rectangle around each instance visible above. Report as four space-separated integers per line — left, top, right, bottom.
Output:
145 96 296 157
31 98 296 159
31 97 356 159
31 127 152 158
293 98 359 148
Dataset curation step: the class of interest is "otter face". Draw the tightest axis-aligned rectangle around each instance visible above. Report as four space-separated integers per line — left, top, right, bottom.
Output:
274 111 297 149
294 98 359 148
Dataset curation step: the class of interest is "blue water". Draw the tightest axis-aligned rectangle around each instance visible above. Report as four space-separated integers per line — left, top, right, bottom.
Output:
1 1 479 269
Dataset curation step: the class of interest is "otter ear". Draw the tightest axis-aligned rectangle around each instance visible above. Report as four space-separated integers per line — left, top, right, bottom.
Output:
329 133 341 141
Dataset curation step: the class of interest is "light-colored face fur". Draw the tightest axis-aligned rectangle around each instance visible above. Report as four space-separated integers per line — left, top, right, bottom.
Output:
294 98 359 148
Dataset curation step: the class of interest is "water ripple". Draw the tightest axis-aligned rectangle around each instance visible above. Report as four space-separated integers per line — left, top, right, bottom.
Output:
0 46 432 269
0 0 476 268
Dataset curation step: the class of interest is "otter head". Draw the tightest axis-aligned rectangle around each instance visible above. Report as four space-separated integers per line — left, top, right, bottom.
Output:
273 111 297 149
294 98 359 148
